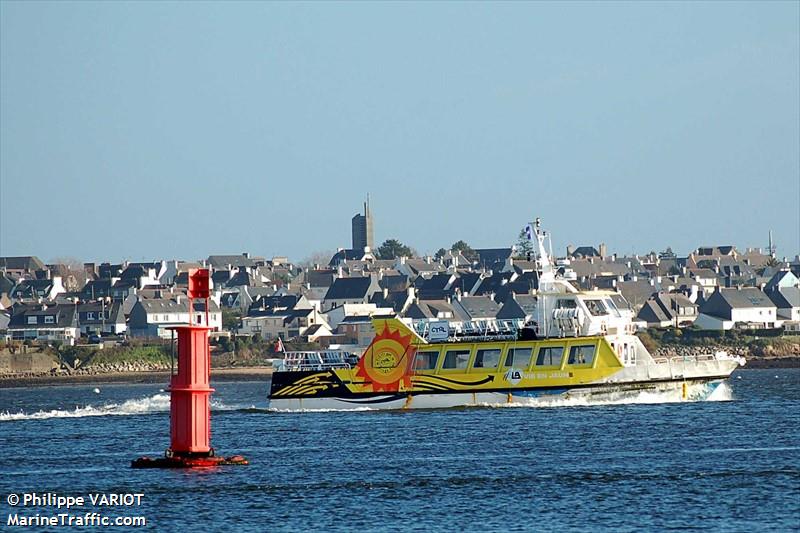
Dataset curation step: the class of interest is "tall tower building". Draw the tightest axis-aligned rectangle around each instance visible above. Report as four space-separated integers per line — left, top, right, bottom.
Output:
351 196 374 251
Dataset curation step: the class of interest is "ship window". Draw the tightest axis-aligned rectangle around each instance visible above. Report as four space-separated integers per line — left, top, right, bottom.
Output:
584 300 608 316
568 345 596 366
604 299 621 318
442 349 471 369
556 299 577 309
473 349 501 369
413 351 439 371
505 348 532 368
536 346 564 367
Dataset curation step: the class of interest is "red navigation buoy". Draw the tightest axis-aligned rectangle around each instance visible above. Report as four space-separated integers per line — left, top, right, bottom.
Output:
131 269 248 468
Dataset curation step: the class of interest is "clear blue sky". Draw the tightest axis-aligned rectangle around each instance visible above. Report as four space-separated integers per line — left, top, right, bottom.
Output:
1 1 798 264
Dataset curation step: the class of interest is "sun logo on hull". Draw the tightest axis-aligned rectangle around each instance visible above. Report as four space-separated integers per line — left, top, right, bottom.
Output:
355 323 416 392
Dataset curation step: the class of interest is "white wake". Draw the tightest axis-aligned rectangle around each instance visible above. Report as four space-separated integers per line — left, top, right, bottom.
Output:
0 393 240 422
487 381 733 409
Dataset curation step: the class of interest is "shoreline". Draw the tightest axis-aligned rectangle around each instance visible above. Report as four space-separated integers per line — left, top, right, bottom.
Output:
0 366 273 389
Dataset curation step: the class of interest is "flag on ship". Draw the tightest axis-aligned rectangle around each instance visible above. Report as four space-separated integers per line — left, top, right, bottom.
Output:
275 337 285 353
524 223 533 240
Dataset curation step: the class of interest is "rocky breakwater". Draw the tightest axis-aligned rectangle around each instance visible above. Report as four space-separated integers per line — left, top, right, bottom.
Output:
653 339 800 368
0 360 173 387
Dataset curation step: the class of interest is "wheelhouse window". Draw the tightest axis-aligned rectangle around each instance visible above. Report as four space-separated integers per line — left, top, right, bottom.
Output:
27 316 37 325
44 316 55 324
604 299 621 318
473 349 501 369
442 349 471 370
536 346 564 367
584 299 608 316
568 345 596 366
413 351 440 371
505 347 532 368
556 299 577 309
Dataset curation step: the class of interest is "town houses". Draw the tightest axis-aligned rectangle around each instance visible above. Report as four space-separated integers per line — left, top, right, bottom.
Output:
1 206 799 347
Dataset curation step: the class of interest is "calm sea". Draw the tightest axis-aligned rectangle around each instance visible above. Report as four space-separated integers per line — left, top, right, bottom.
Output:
1 369 798 532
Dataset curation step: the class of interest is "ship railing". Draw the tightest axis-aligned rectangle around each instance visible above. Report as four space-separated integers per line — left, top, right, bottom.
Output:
652 354 717 366
275 350 358 372
414 319 526 343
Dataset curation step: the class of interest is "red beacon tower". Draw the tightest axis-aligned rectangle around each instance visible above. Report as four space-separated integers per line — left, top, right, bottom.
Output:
132 269 247 468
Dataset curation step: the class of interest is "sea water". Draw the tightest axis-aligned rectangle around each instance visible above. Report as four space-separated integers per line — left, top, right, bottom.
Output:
1 369 798 531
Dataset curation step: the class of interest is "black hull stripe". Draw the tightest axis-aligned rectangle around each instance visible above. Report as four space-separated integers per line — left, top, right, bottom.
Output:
271 375 732 400
415 375 495 386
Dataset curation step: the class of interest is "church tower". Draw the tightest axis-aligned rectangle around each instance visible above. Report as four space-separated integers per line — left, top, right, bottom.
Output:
351 195 374 251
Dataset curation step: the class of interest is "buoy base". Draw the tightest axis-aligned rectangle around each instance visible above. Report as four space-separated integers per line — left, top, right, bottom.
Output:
131 452 248 469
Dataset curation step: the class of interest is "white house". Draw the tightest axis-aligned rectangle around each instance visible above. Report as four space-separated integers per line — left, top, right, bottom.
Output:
7 303 79 345
325 303 394 330
128 297 222 338
696 287 777 330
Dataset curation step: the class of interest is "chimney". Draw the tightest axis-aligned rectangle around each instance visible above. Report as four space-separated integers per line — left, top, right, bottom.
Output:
598 243 607 258
243 252 250 259
567 245 575 257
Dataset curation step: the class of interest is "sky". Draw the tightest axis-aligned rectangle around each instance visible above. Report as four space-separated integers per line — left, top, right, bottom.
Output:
1 1 798 264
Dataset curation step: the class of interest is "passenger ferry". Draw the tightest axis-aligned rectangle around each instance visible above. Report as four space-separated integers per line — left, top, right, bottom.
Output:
268 219 744 410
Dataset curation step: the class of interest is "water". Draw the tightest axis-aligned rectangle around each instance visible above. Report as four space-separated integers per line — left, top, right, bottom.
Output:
1 369 798 532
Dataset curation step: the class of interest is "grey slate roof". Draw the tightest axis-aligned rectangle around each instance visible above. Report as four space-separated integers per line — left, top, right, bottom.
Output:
0 256 45 271
307 270 335 288
369 290 411 313
208 255 262 269
405 299 459 320
454 296 501 320
475 248 513 268
570 246 600 258
324 276 372 300
768 287 800 309
378 274 409 291
10 279 54 299
637 300 670 323
715 288 774 308
765 270 799 292
497 295 538 320
8 303 78 329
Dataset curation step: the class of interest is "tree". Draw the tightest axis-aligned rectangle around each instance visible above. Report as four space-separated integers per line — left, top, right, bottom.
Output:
515 229 534 259
433 248 448 261
451 240 477 262
377 239 413 260
222 309 241 331
49 256 89 292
